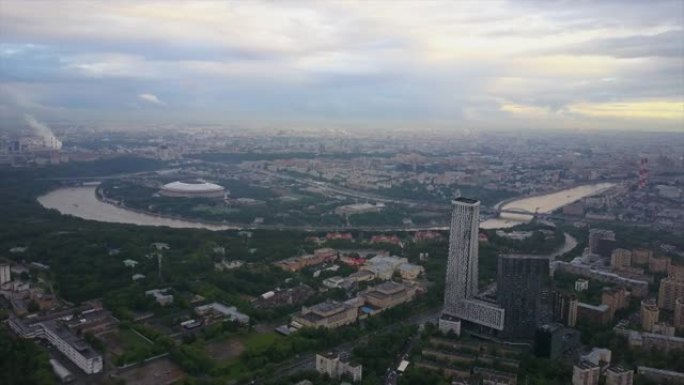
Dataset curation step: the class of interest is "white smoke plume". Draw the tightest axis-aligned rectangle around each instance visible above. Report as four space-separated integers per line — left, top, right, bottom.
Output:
24 114 62 150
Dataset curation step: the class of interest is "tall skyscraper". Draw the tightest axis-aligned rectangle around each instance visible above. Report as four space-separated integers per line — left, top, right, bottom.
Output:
498 255 550 339
442 197 504 331
444 197 480 310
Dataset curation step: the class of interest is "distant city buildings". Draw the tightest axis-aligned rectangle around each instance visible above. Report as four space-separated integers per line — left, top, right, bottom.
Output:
551 261 649 298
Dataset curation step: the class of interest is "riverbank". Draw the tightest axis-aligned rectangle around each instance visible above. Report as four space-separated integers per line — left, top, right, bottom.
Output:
481 182 616 229
37 182 616 232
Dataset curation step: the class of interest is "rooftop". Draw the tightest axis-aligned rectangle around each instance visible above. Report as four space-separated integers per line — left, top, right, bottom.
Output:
453 197 479 205
41 320 101 359
575 360 600 370
161 181 224 193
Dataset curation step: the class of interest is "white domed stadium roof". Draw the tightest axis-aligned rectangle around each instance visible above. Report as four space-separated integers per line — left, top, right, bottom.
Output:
161 181 224 193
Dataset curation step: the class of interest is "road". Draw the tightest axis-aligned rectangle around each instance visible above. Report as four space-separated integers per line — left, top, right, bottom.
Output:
254 169 450 211
384 332 419 385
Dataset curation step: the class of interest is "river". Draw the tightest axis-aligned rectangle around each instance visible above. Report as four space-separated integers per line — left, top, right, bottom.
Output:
37 186 235 231
37 183 615 231
479 182 615 229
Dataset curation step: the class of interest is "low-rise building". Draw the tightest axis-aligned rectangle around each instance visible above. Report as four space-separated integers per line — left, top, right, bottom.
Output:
640 333 684 353
438 313 462 336
652 322 675 336
398 263 424 280
575 279 589 292
194 302 250 324
577 303 612 326
348 270 375 282
253 284 315 309
8 316 103 374
316 352 362 382
275 249 338 272
369 235 401 245
145 288 174 306
581 347 611 367
414 231 441 242
323 276 347 289
551 262 649 298
292 300 359 329
605 366 633 385
359 281 416 311
122 259 138 268
534 323 581 360
360 263 394 280
636 367 684 385
572 360 600 385
66 308 118 334
473 367 518 385
326 232 354 241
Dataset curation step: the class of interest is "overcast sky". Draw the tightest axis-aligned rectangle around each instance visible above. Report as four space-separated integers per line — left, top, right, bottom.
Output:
1 1 682 132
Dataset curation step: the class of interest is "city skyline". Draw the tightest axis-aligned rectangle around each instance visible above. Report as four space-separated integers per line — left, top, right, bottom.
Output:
1 1 683 132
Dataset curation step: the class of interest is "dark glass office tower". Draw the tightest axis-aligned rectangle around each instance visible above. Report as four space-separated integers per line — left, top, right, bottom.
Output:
498 255 550 339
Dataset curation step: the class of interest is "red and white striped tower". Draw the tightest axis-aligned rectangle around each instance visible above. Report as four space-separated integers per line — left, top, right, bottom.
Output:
638 158 648 188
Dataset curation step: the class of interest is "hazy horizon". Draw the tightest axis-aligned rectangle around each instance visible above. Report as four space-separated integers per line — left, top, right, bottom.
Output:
1 1 683 132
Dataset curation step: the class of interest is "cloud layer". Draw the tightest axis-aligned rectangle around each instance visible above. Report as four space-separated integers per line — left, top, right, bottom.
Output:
0 1 682 131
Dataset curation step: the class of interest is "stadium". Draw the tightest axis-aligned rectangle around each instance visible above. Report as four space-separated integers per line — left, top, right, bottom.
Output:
159 181 226 199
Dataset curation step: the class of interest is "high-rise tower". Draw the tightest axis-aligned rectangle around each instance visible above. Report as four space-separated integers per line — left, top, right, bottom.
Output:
444 197 480 311
498 255 551 339
442 197 504 331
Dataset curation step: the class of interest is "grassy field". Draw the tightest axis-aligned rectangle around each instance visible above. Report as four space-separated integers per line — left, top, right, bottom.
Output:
243 331 281 350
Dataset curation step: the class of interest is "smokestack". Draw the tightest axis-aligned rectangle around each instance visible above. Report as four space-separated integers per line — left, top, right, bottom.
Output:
24 114 62 150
